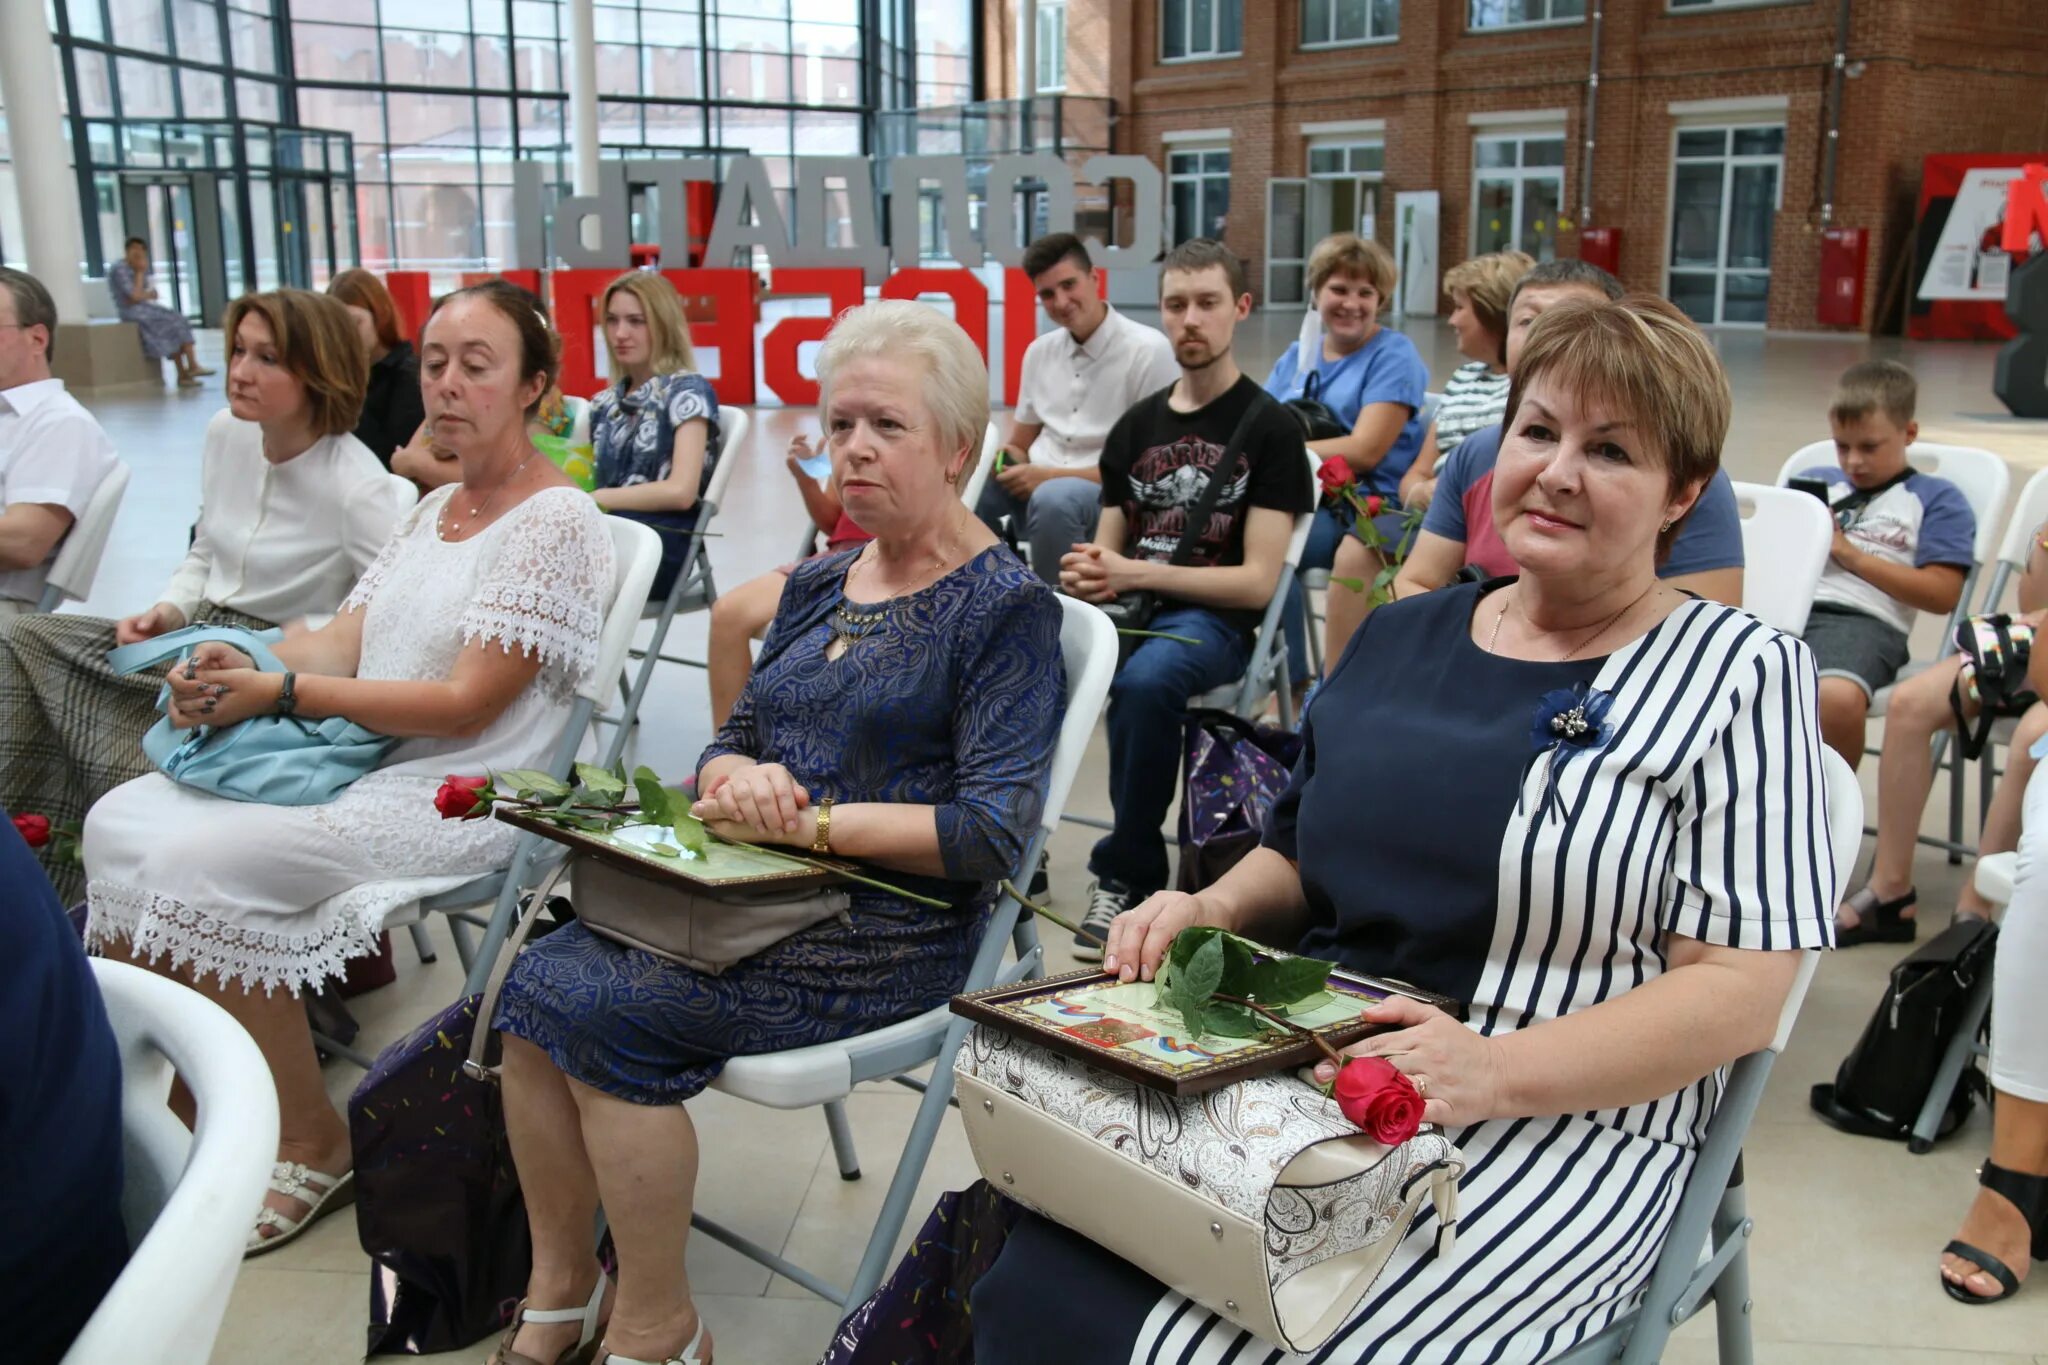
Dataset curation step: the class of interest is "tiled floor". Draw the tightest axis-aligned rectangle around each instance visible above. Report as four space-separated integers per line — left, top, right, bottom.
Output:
61 310 2048 1364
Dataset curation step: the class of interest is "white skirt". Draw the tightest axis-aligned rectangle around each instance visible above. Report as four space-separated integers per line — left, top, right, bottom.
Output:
83 771 519 995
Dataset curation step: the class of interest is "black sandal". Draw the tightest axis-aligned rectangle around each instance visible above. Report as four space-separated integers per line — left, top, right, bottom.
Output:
1835 886 1918 947
1942 1161 2048 1304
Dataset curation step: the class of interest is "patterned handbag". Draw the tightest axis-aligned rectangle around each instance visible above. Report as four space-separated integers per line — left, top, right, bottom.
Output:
953 1027 1464 1355
1176 709 1302 894
1950 613 2038 760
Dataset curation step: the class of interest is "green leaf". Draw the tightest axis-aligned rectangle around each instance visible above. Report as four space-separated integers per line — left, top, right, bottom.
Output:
1152 956 1172 994
645 841 683 858
1217 933 1259 997
1181 933 1225 1004
669 811 708 854
632 768 673 825
1371 564 1399 593
1201 1001 1272 1038
1246 954 1336 1007
574 762 626 798
499 768 569 799
1173 996 1210 1042
1328 575 1367 595
1169 925 1219 970
1281 990 1334 1017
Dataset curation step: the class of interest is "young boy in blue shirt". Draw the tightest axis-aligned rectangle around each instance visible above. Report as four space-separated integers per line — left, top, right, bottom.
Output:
1798 360 1976 769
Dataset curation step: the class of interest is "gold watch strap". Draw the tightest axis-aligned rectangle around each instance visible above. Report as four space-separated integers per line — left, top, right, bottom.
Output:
811 796 834 854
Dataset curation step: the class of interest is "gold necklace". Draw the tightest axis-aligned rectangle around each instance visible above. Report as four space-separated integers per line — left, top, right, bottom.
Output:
442 448 538 537
1487 583 1659 661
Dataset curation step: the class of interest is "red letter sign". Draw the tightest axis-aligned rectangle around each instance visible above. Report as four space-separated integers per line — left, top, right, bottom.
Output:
2004 164 2048 256
550 268 614 401
762 269 864 406
384 271 432 344
879 269 991 364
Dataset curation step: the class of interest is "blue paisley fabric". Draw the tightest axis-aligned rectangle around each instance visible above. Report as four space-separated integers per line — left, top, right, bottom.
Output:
589 370 722 600
495 544 1065 1105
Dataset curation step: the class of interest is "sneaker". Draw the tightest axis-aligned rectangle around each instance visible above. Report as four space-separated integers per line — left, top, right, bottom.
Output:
1072 879 1129 962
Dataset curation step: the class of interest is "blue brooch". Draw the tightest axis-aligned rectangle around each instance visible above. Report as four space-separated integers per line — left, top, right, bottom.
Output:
1527 683 1615 820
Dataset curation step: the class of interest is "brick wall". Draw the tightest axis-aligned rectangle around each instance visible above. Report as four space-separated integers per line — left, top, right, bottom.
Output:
978 0 2048 332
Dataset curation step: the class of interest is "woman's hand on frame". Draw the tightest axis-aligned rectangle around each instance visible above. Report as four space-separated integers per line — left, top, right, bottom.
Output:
1101 891 1209 984
1314 995 1511 1130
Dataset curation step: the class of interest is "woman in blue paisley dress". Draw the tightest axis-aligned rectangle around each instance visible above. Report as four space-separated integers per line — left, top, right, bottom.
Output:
958 296 1837 1364
493 300 1064 1365
587 271 722 599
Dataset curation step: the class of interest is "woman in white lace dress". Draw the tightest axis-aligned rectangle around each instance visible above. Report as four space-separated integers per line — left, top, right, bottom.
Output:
83 280 615 1254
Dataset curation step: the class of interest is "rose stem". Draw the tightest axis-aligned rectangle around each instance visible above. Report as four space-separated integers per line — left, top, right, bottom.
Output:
1002 879 1346 1068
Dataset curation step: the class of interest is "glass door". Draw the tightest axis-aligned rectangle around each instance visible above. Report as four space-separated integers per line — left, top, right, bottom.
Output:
1470 133 1565 261
1266 179 1308 306
1666 125 1785 326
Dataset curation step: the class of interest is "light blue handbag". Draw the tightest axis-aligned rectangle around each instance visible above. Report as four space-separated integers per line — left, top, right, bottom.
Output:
106 625 397 805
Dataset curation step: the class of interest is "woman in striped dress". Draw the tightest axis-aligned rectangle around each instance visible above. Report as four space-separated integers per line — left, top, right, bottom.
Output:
965 295 1837 1363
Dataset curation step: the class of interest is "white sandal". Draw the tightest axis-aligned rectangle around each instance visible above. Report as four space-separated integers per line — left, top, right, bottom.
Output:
489 1276 611 1365
244 1161 355 1256
601 1319 708 1365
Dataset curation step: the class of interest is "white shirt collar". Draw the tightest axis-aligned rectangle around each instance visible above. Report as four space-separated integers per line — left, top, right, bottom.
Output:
0 377 66 417
1067 306 1124 362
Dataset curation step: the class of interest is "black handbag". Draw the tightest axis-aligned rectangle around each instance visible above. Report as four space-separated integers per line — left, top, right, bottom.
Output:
1809 916 1996 1146
1282 369 1351 441
1950 613 2039 760
1099 394 1275 642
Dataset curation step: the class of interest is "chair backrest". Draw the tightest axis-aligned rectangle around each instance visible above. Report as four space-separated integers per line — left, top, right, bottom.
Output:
1729 481 1832 637
958 421 999 510
66 960 278 1364
706 406 749 510
585 517 664 705
1778 440 2011 567
1771 744 1864 1053
563 394 592 447
387 471 420 516
1980 464 2048 610
36 462 131 610
1420 391 1443 430
1042 596 1121 835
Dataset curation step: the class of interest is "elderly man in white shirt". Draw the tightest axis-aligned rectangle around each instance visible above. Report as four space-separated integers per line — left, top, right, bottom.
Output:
0 269 122 620
977 233 1178 586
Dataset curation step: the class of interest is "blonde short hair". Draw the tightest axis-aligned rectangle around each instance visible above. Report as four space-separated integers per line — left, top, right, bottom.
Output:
1506 293 1731 559
1444 250 1536 365
221 289 368 437
602 270 697 376
1830 359 1917 428
816 299 989 478
1308 233 1397 301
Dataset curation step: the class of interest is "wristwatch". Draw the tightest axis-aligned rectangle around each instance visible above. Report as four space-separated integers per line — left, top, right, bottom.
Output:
811 796 834 854
277 671 298 716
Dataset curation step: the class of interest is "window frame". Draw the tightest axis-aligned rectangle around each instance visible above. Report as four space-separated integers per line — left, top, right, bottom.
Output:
1036 1 1067 92
1465 0 1587 33
1661 119 1787 328
1167 142 1233 245
1468 129 1567 262
1159 0 1244 64
1299 0 1400 50
1667 0 1806 12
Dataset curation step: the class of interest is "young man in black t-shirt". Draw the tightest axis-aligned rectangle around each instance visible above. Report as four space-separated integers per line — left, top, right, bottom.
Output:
1059 239 1314 952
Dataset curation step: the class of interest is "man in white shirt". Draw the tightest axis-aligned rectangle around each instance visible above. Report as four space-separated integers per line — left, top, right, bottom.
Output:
0 269 122 619
978 233 1179 586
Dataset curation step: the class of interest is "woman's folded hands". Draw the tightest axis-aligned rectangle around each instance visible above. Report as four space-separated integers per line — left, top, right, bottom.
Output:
689 761 815 847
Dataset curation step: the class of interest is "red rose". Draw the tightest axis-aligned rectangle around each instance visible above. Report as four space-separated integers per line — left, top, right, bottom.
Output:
1363 494 1385 518
1333 1056 1425 1145
12 813 51 848
433 775 492 821
1316 453 1356 495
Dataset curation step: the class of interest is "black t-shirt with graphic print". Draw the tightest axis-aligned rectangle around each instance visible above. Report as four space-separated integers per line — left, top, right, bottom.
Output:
1097 373 1315 632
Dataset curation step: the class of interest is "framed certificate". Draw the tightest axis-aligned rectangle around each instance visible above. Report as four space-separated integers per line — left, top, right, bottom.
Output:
496 807 845 897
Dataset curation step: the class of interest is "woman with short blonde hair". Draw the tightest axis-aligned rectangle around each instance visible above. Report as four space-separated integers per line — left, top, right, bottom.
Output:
588 270 720 600
1401 248 1535 515
490 299 1063 1365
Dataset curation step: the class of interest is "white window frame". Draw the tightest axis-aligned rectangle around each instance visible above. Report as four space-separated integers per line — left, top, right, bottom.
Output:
1306 136 1386 244
1468 129 1567 260
1661 121 1786 329
1160 0 1243 63
1167 143 1232 245
1667 0 1804 11
1300 0 1400 50
1466 0 1586 32
1036 2 1068 93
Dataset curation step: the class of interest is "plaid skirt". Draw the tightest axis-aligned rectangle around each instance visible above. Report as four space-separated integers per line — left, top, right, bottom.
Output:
0 604 273 903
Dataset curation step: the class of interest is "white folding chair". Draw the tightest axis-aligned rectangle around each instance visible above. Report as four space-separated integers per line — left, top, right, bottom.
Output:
600 406 751 763
563 393 592 447
65 960 278 1364
293 518 665 1048
957 420 1000 513
1729 481 1831 636
35 462 131 612
1551 745 1859 1364
1193 449 1320 728
692 595 1119 1310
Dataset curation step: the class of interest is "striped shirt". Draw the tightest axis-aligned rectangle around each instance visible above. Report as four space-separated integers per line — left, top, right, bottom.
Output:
1432 360 1511 456
1127 587 1836 1363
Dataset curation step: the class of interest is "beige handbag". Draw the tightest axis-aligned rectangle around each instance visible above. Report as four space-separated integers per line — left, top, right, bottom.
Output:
572 853 851 976
954 1025 1464 1354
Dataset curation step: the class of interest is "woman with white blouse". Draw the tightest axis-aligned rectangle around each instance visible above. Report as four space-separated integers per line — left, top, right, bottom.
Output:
0 288 395 902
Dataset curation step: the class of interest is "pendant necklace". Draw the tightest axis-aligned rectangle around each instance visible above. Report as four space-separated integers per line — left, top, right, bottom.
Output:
442 448 538 537
1488 583 1657 661
827 536 958 660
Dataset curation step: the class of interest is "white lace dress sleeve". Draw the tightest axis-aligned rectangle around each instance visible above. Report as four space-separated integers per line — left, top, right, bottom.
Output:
80 484 620 996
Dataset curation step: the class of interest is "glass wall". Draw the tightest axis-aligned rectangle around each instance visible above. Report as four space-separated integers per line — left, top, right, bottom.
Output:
0 0 972 290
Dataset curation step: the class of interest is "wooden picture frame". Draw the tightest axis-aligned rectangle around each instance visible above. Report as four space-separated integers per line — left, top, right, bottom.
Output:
496 808 845 897
951 966 1465 1097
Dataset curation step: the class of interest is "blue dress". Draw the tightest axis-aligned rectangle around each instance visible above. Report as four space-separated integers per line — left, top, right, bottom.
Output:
106 261 195 360
972 583 1836 1363
589 371 722 600
1 816 129 1362
496 545 1065 1105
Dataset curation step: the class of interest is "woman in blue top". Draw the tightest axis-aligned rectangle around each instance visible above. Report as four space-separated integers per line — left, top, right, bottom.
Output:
1267 234 1430 689
491 300 1064 1365
587 270 722 600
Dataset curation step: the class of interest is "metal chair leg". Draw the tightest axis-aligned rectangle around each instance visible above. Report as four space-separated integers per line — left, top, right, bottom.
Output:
1909 970 1993 1153
1949 739 1968 864
1711 1183 1756 1365
406 920 437 965
823 1099 862 1181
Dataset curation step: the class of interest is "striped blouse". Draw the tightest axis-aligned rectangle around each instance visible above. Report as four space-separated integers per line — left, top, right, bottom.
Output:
1130 585 1837 1363
1433 360 1512 456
